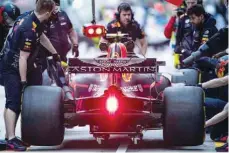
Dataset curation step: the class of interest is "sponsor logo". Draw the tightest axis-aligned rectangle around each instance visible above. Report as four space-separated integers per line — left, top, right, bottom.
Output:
185 19 190 23
88 84 144 93
204 30 209 34
122 73 133 82
50 24 55 28
32 22 37 32
69 66 157 73
120 84 144 92
25 38 32 42
68 58 158 73
61 22 67 26
25 42 31 45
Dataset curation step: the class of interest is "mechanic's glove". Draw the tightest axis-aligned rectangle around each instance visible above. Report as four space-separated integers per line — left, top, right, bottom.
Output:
181 49 192 58
174 46 183 54
213 51 228 59
124 40 135 51
195 83 202 88
198 43 210 54
21 81 28 93
99 42 108 51
52 53 61 63
72 45 79 57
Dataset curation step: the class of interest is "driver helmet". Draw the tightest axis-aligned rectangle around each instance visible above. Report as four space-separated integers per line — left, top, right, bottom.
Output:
1 3 20 26
216 55 228 78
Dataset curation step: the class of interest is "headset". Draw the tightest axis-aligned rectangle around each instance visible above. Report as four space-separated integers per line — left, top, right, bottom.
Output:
115 2 134 21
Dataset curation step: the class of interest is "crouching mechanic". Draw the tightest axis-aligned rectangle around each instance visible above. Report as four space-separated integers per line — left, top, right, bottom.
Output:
0 0 60 151
182 27 228 65
175 4 217 69
197 55 228 141
99 2 147 57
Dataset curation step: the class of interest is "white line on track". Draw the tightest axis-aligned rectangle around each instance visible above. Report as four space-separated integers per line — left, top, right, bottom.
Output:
116 142 129 153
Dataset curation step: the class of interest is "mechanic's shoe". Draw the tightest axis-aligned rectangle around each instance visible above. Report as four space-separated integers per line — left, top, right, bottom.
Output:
7 137 27 151
215 143 228 152
6 137 30 147
214 135 228 143
0 139 7 150
15 136 31 147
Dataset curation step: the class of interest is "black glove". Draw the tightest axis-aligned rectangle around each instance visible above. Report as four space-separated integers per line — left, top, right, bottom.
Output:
181 49 192 58
174 46 183 54
21 81 28 93
52 53 61 63
72 45 79 57
196 83 202 88
99 42 108 51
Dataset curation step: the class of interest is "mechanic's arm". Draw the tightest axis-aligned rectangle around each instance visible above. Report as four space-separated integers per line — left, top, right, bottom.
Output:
164 16 176 39
69 28 79 46
205 103 228 128
40 33 58 54
201 76 228 89
213 50 228 58
19 51 30 81
99 24 114 47
138 37 148 56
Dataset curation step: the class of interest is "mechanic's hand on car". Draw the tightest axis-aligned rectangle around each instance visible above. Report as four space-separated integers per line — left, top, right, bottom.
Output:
72 45 79 57
21 81 28 93
99 42 108 52
52 53 61 63
213 51 228 59
181 49 192 58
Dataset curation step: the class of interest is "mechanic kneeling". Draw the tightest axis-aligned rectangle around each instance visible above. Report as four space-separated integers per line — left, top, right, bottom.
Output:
99 2 148 57
176 4 217 69
197 55 228 142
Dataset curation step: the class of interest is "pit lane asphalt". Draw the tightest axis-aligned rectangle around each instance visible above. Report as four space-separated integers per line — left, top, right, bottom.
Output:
0 46 216 152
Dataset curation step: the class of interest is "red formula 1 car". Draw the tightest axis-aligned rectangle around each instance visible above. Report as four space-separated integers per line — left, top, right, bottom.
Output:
21 25 205 146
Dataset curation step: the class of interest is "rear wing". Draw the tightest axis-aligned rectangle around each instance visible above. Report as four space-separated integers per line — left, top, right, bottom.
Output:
67 58 165 73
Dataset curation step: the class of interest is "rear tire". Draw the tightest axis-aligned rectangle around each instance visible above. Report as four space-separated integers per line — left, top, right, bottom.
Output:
171 69 200 85
21 86 64 146
163 86 205 146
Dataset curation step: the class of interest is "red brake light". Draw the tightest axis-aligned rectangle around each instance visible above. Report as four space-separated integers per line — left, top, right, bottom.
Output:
106 96 118 114
83 24 106 38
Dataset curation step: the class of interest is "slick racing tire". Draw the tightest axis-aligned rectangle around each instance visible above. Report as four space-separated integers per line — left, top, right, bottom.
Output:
163 86 205 146
21 86 64 146
42 69 52 86
171 69 199 85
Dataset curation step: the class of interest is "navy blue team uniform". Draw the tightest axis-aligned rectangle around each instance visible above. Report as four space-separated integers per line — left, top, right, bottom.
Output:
1 12 43 114
103 19 145 54
175 13 217 58
39 10 73 65
105 19 145 41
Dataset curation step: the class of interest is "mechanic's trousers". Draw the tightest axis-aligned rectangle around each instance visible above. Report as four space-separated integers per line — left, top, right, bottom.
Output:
205 97 228 140
3 66 42 115
0 59 3 86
